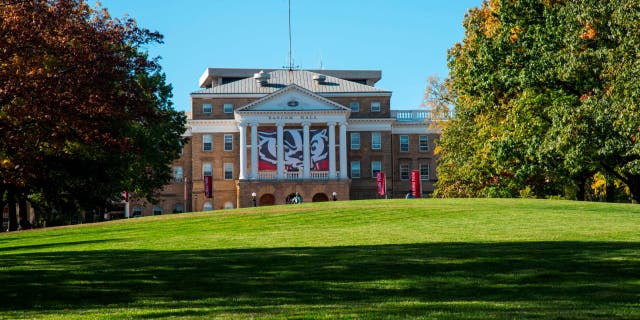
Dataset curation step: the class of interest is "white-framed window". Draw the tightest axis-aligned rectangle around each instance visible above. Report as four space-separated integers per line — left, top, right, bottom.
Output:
400 135 409 152
203 202 213 211
203 134 212 152
371 160 382 178
224 163 233 180
223 103 233 113
224 134 233 151
350 161 361 178
174 203 184 213
350 101 360 112
371 132 381 150
202 103 212 114
132 206 143 217
419 135 429 152
153 206 163 216
371 101 381 113
203 162 212 177
173 166 183 182
420 163 430 181
400 164 410 180
351 132 360 150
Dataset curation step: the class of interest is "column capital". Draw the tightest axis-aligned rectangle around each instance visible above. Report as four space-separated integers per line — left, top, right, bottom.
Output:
238 121 248 128
249 121 259 127
302 121 311 128
339 121 348 127
327 121 336 127
276 121 286 127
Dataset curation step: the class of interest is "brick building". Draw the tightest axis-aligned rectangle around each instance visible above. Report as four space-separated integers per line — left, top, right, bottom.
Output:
129 68 441 215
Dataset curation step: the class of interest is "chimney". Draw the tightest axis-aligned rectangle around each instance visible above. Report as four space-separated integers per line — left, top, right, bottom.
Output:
253 70 270 86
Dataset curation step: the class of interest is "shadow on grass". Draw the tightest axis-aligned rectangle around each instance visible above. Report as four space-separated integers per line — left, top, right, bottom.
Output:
1 242 639 318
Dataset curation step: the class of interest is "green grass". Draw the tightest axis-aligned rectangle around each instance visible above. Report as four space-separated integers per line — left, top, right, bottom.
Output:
1 198 639 319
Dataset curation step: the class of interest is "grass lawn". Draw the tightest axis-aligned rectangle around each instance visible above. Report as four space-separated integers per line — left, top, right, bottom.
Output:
1 198 639 319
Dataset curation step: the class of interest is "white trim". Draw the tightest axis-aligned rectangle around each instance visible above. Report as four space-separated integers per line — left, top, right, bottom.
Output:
191 93 265 99
319 92 392 97
190 120 239 133
392 124 440 135
237 84 351 112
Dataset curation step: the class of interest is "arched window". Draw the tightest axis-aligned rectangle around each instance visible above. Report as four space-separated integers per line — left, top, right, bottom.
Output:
174 203 184 213
203 202 213 211
153 207 163 216
224 201 234 209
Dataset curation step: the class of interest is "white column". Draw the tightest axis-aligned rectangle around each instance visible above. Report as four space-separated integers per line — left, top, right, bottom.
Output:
328 122 336 179
251 122 258 180
238 122 247 180
339 121 348 179
277 122 285 179
302 122 310 179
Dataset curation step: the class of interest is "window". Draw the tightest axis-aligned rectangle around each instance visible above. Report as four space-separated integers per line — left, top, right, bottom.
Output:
419 135 429 152
132 206 143 217
350 101 360 112
202 103 212 113
371 101 381 113
371 160 382 178
400 164 410 180
153 206 163 216
224 163 233 180
400 135 409 152
203 202 213 211
420 163 430 181
174 204 184 213
371 132 381 150
223 103 233 113
224 134 233 151
203 162 212 177
173 166 183 182
203 134 212 152
350 161 361 178
351 132 360 150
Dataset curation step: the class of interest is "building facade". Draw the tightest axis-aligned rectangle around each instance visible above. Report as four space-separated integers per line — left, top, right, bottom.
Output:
130 68 441 215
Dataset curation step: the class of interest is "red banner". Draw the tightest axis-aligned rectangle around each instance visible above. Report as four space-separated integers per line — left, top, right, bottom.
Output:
376 172 386 196
410 170 421 198
204 176 212 198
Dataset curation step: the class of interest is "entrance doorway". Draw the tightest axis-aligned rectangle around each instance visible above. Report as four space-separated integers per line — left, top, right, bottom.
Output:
312 193 329 202
259 194 275 206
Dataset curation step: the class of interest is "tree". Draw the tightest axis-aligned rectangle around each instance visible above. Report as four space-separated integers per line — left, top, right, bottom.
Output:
0 0 186 226
437 0 640 202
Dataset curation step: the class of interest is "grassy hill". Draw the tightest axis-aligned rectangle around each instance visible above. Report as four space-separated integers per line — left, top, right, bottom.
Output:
1 198 639 319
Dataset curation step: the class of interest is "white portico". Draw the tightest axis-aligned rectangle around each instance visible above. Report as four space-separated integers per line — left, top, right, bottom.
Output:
234 84 351 181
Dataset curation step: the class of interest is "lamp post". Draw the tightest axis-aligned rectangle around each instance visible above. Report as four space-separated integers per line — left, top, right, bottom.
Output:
332 191 337 201
252 192 257 207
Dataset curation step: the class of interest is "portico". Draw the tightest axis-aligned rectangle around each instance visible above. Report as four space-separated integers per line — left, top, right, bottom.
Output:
234 84 351 182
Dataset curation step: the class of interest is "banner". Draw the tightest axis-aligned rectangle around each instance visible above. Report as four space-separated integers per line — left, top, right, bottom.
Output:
184 177 188 201
204 176 212 198
376 172 386 196
410 170 421 198
258 129 329 171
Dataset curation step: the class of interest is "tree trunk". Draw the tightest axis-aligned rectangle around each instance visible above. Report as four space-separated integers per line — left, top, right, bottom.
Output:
576 180 586 201
18 197 30 230
605 173 615 203
0 185 6 232
7 190 17 231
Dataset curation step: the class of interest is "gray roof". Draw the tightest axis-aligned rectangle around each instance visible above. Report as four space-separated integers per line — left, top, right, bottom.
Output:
192 69 391 95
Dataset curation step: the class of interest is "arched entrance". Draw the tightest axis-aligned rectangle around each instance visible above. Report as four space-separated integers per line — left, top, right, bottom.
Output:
312 193 329 202
259 194 275 206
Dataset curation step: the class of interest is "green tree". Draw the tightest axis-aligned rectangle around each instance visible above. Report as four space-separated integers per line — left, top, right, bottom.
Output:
437 0 640 202
0 0 186 227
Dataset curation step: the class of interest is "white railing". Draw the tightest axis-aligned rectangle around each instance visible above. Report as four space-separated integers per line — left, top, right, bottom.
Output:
392 110 453 122
255 170 339 181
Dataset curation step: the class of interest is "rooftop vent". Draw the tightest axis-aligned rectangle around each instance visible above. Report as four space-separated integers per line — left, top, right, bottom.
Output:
313 74 326 84
253 70 270 86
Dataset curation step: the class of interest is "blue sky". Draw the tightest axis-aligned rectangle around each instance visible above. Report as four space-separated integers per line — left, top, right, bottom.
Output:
97 0 480 112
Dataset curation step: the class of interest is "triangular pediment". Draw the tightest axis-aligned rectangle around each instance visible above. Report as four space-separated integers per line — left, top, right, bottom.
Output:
236 84 350 112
